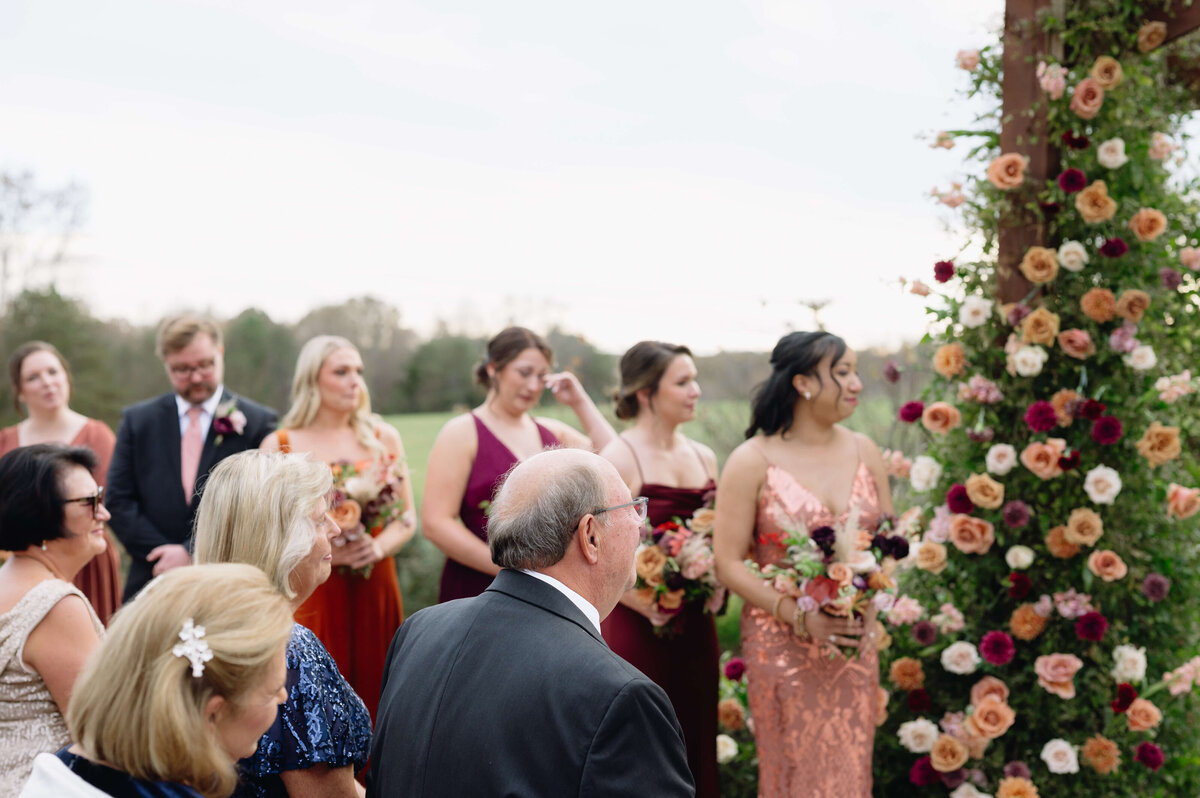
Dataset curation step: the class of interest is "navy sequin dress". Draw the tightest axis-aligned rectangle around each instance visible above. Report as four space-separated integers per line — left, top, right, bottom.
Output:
234 624 371 797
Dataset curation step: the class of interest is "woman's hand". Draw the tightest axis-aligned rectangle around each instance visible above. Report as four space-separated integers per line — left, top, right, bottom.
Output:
621 588 673 627
804 609 869 649
331 533 383 570
545 371 587 408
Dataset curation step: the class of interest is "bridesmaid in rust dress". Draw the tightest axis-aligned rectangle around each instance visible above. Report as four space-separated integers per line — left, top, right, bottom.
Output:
423 327 615 603
0 342 122 624
600 341 720 798
714 331 893 798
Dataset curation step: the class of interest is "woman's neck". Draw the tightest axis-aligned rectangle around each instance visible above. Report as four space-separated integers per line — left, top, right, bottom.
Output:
12 547 68 580
783 409 838 447
308 406 354 431
22 407 80 436
481 395 526 425
631 412 681 449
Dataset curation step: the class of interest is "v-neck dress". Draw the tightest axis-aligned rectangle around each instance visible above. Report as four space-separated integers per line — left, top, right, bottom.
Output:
742 458 883 798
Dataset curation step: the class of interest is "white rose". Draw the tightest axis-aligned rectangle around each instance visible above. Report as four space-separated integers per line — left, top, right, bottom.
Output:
1111 644 1147 683
941 641 981 675
1084 465 1122 504
950 786 993 798
1096 137 1129 169
342 475 380 504
898 718 940 753
716 733 738 764
1057 240 1089 272
959 295 994 329
1040 738 1080 774
909 456 943 493
1013 345 1048 377
1005 545 1035 570
986 444 1018 476
1125 344 1157 372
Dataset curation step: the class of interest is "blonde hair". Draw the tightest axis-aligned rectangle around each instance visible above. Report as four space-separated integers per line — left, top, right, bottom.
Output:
157 314 223 360
193 451 332 599
67 564 293 798
280 335 385 457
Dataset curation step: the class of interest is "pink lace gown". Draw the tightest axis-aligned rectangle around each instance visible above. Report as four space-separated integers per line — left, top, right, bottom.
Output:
742 461 882 798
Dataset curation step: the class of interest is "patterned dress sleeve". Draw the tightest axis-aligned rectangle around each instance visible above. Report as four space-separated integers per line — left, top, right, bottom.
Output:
240 625 371 791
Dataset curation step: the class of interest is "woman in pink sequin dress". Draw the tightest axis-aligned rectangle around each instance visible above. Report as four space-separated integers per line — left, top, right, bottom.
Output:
714 331 893 798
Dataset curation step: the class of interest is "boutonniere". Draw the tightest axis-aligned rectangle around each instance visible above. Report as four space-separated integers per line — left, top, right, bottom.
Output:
212 400 247 446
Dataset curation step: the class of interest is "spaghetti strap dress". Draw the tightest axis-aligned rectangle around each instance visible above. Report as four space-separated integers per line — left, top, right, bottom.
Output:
600 440 719 798
742 445 883 797
279 430 403 724
436 413 560 603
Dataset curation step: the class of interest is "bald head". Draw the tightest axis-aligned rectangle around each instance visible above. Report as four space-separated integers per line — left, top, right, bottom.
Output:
488 449 617 570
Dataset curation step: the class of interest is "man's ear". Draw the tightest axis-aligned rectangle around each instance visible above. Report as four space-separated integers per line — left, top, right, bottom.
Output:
576 514 601 565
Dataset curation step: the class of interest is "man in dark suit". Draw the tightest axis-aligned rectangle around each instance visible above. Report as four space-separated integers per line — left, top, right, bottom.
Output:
367 448 694 798
107 314 276 599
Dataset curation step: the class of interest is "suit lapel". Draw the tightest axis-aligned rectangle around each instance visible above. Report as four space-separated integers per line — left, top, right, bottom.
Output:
160 394 187 505
194 390 234 500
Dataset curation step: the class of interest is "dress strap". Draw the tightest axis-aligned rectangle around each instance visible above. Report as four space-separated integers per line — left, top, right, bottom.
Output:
686 439 713 480
277 429 291 454
619 436 646 485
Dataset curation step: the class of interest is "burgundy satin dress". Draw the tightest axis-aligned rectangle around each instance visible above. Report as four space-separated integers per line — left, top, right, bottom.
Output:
601 475 720 798
743 457 883 798
437 414 560 603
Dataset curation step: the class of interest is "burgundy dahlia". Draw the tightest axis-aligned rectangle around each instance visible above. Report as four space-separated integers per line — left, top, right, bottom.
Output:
1024 400 1059 433
1100 237 1129 257
724 657 746 682
1008 573 1032 600
1061 131 1090 149
965 427 995 443
1075 610 1108 642
1078 399 1106 421
1005 304 1032 325
910 756 940 786
980 630 1016 665
1135 742 1165 771
1056 168 1087 193
934 260 956 283
1161 267 1183 290
884 360 901 383
907 688 933 713
946 484 974 514
1002 500 1031 528
939 769 967 789
1142 573 1171 602
810 526 836 555
898 401 925 423
1091 416 1123 445
911 620 938 646
1112 683 1137 713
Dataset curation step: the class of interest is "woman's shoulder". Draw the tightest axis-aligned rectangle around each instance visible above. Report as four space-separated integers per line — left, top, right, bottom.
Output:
0 423 19 455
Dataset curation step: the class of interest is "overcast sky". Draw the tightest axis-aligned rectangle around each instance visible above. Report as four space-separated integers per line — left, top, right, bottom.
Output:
2 0 1005 354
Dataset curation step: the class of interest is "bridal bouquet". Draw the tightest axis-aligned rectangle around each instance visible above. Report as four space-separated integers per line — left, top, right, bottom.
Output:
328 455 406 579
633 505 727 636
746 505 912 650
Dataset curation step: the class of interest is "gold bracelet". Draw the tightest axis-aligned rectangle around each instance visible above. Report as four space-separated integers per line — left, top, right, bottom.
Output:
793 607 811 641
772 593 788 624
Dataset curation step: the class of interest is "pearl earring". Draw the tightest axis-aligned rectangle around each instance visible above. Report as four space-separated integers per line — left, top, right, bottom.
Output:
803 391 812 400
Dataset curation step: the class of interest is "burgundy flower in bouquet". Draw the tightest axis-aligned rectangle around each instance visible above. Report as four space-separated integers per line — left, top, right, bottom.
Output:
907 688 933 713
911 620 938 646
1008 573 1031 600
910 756 939 786
635 506 724 636
1077 399 1106 421
946 484 974 514
723 656 746 681
1100 237 1129 257
884 360 901 383
329 456 408 579
1057 450 1082 471
1091 416 1123 445
1112 683 1137 713
1024 400 1059 433
1002 500 1030 529
1143 573 1171 602
1135 741 1165 771
934 260 956 283
980 630 1016 665
1062 130 1090 149
1075 611 1108 642
898 401 925 423
1057 168 1087 193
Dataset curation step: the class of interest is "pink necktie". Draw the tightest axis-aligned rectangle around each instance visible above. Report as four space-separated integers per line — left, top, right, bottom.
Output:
181 406 204 503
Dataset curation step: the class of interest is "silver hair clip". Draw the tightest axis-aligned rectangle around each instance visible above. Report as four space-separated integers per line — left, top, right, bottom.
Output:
172 618 213 678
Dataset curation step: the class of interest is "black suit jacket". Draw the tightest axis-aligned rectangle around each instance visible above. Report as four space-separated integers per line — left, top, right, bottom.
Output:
367 569 695 798
106 389 276 599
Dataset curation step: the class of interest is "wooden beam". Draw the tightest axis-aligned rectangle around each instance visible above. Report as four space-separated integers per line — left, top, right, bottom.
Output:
1146 1 1200 45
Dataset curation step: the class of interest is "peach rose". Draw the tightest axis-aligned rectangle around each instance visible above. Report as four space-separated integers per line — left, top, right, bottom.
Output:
1010 603 1048 641
876 687 889 727
1076 180 1117 223
933 342 967 378
1114 289 1150 323
997 777 1040 798
922 402 962 435
1137 421 1181 467
328 498 363 532
635 546 668 586
1087 549 1127 581
1080 287 1116 323
827 561 854 588
965 473 1004 509
658 588 686 611
930 734 969 773
718 697 745 731
1138 20 1167 52
1129 208 1167 242
1020 438 1066 480
1069 77 1105 119
1090 55 1123 89
1018 247 1059 284
1021 307 1060 345
1045 525 1081 559
1126 698 1162 731
1167 483 1200 520
689 507 715 534
987 153 1028 190
915 540 948 574
966 734 990 759
868 569 896 591
956 49 981 71
1035 652 1083 698
1064 507 1103 546
949 514 995 555
1081 735 1121 774
1050 389 1079 426
1058 328 1095 359
970 675 1011 707
965 695 1016 740
889 657 925 691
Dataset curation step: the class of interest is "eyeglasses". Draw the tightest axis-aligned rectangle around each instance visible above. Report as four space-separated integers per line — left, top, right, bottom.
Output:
592 496 649 523
61 487 105 518
167 359 217 378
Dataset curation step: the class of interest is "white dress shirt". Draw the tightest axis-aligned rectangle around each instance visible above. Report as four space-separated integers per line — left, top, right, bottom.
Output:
175 385 225 440
520 569 602 635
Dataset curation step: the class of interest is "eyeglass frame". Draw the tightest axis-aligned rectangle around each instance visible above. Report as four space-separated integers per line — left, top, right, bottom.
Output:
166 359 218 378
60 487 106 519
591 496 649 523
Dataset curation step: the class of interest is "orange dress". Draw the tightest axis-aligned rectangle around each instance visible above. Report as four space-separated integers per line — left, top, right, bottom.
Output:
0 419 123 625
742 459 882 798
278 431 403 724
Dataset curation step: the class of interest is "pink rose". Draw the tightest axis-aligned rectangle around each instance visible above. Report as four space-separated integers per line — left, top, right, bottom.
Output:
773 574 800 597
1069 78 1104 119
1167 483 1200 520
1035 653 1084 698
956 50 980 71
1180 247 1200 271
1057 328 1095 360
681 550 715 580
1037 61 1066 99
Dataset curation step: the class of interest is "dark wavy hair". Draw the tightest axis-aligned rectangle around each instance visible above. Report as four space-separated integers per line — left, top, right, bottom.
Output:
611 341 693 421
473 327 554 389
745 331 847 438
0 444 99 550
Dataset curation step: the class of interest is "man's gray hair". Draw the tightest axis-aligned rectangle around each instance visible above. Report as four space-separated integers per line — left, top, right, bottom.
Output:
489 459 609 570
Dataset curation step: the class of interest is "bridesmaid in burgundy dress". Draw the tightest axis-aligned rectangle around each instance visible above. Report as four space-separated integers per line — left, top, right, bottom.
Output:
423 327 616 602
714 331 893 798
600 341 720 798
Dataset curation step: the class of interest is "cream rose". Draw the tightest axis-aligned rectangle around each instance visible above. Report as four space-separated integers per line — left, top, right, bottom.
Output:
1111 644 1147 683
1057 240 1089 271
959 295 993 329
1012 345 1047 377
1005 545 1034 570
942 641 982 675
1096 137 1128 169
909 456 943 492
716 734 738 764
1125 344 1157 372
898 718 940 753
1084 465 1122 504
985 443 1017 476
1041 738 1080 774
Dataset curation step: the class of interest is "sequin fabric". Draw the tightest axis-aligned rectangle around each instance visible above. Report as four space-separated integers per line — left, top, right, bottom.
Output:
0 579 102 795
742 463 882 798
234 624 371 798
